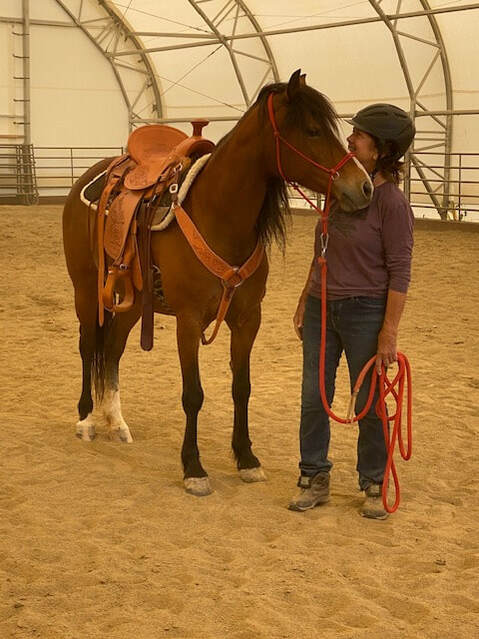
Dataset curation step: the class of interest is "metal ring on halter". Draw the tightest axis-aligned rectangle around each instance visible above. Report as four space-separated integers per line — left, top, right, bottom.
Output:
320 232 329 257
169 183 179 194
331 171 340 180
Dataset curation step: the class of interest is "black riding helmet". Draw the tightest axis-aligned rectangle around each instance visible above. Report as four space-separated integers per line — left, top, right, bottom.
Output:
347 103 415 158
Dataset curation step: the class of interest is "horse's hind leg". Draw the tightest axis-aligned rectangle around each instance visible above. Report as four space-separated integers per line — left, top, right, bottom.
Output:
75 283 101 441
76 324 96 440
74 277 139 442
100 308 141 442
176 315 212 496
228 307 266 483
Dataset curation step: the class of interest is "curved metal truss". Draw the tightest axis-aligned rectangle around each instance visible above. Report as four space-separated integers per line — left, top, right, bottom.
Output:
53 0 164 127
368 0 453 217
103 0 280 125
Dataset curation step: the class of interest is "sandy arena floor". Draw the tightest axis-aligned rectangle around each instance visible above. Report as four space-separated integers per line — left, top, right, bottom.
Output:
0 205 478 639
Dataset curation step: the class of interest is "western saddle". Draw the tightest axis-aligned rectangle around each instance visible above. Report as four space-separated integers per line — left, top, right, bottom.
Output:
96 120 215 350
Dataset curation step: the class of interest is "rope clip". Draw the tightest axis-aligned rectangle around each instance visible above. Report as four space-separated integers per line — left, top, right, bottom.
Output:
320 232 329 258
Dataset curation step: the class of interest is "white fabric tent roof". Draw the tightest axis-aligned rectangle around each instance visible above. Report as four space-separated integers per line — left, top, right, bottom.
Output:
109 0 479 152
1 0 478 145
0 0 478 213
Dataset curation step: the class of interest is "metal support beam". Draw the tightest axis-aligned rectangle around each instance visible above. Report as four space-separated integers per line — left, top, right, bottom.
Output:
411 154 444 218
187 0 251 105
108 4 479 56
421 0 454 216
21 0 31 145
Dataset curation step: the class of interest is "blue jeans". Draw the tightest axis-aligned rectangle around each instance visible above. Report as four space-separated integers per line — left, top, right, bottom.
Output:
299 294 388 490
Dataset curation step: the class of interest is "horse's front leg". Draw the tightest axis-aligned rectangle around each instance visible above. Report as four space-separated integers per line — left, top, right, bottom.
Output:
228 305 266 484
176 315 212 496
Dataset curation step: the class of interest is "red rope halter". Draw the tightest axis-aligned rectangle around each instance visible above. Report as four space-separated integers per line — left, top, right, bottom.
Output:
266 92 354 220
267 91 412 513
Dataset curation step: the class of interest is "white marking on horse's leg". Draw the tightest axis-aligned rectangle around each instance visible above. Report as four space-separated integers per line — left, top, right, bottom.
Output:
101 388 133 443
239 467 267 483
184 477 213 496
76 413 96 441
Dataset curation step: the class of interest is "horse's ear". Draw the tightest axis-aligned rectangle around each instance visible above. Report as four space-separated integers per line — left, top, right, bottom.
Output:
300 74 307 86
287 69 302 101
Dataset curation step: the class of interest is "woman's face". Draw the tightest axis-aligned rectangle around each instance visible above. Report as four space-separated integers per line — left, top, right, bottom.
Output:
347 127 379 174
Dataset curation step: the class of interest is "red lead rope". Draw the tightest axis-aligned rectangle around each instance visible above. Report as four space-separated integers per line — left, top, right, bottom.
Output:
318 251 413 513
266 91 413 513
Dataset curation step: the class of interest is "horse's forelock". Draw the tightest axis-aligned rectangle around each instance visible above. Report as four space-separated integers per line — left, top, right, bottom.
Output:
295 85 340 137
255 82 340 139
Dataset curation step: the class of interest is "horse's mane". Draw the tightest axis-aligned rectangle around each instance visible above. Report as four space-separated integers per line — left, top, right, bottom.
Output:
214 82 341 251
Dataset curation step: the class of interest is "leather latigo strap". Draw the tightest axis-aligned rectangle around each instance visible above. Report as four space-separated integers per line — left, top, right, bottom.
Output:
97 156 130 326
101 232 137 314
174 205 265 345
137 199 159 352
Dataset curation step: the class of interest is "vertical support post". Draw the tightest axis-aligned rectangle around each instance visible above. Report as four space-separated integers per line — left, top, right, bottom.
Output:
403 150 411 202
22 0 31 145
403 100 415 202
441 113 453 218
458 153 462 219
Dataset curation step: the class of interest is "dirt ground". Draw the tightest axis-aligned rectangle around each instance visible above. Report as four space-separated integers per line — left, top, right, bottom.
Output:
0 205 478 639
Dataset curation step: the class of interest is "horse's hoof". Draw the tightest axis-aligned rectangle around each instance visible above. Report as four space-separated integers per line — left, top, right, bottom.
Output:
76 421 96 441
239 467 266 483
184 477 213 496
109 428 133 443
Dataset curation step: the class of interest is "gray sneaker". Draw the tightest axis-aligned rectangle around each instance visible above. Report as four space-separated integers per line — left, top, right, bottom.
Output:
288 472 330 511
360 483 388 520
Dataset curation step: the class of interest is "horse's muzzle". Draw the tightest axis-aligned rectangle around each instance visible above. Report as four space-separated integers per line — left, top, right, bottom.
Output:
335 179 374 212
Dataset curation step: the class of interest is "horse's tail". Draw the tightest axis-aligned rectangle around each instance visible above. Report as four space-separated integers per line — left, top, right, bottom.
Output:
92 311 112 403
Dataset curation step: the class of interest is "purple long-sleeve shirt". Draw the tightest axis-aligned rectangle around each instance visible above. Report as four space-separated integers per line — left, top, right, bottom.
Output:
309 182 414 300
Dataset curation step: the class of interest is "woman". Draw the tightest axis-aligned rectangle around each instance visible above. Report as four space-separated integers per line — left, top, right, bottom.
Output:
289 104 415 519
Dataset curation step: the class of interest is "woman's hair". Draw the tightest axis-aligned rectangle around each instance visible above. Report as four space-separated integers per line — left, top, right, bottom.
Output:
373 138 404 184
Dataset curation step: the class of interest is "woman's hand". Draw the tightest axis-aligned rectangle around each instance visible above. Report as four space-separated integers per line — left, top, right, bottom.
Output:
375 327 398 374
293 296 306 340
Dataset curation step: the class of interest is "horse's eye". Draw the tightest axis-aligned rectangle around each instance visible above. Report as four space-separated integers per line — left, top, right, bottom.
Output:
308 129 321 138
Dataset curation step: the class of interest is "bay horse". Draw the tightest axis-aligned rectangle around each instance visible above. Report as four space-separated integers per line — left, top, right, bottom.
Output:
62 70 372 496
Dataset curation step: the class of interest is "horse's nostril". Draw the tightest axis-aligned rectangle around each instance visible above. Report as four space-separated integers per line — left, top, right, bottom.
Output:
362 180 373 199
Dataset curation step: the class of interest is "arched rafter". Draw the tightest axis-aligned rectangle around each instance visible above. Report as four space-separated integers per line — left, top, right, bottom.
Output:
54 0 164 128
103 0 279 125
369 0 453 217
